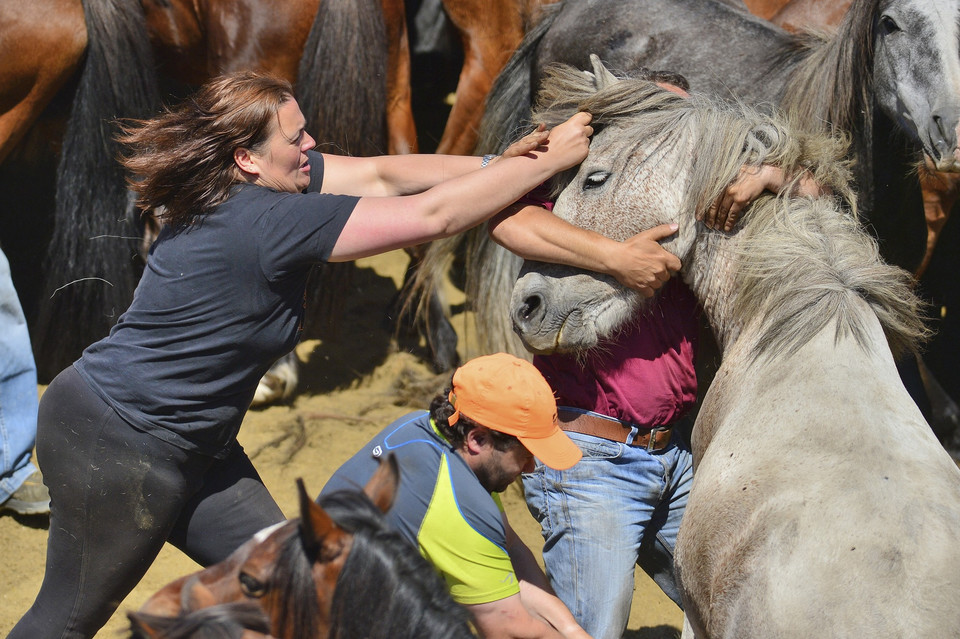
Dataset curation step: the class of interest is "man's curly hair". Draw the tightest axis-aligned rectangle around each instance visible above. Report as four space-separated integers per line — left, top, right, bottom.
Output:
429 386 521 452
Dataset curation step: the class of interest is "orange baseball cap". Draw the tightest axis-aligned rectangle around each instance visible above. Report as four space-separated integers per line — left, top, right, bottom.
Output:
447 353 582 470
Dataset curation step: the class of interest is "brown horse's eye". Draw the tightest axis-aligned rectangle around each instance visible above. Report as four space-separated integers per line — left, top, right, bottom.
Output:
239 572 267 598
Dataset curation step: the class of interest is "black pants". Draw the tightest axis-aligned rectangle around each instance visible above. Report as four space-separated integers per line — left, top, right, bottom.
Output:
10 365 285 639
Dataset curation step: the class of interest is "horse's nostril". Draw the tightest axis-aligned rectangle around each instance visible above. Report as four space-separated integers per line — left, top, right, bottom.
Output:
521 295 542 320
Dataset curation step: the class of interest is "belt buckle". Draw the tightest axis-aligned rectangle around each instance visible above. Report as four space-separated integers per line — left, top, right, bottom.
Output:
645 426 669 452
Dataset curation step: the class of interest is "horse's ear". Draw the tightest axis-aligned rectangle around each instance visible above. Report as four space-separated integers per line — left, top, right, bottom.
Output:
364 453 400 514
587 53 619 91
297 478 345 561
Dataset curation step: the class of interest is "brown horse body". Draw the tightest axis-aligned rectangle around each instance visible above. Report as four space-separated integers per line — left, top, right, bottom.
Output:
743 0 852 31
434 0 556 154
0 0 85 166
0 0 415 383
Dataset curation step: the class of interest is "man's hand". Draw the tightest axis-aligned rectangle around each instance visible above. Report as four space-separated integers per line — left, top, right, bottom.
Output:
704 164 779 232
705 164 830 232
605 223 682 297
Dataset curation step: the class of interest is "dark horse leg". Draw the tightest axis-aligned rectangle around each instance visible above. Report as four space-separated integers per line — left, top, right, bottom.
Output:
917 211 960 461
392 246 461 373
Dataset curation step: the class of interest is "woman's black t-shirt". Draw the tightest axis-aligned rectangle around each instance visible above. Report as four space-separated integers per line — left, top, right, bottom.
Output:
75 152 358 457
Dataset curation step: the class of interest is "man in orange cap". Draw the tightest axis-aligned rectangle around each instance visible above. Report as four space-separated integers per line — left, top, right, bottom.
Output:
321 353 590 639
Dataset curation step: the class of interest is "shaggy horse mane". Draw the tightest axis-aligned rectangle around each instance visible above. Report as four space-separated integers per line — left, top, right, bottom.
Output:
319 490 476 639
531 63 929 359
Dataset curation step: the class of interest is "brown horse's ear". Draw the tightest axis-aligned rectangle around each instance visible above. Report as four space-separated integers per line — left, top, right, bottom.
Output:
363 453 399 514
297 478 345 561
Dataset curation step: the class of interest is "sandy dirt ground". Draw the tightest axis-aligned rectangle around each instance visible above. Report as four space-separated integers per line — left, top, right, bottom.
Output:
0 250 682 638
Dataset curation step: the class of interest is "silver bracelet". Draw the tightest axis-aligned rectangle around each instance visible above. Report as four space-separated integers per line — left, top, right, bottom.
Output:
481 154 498 168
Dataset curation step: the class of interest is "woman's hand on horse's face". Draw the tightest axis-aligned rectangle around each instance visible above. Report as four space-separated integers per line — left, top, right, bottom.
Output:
540 112 594 170
498 124 550 162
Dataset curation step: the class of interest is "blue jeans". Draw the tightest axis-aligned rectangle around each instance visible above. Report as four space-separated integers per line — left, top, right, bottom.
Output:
0 246 39 503
522 426 694 639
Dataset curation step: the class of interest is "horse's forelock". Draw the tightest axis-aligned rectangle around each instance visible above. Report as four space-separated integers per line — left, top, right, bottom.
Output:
271 527 323 639
322 493 474 639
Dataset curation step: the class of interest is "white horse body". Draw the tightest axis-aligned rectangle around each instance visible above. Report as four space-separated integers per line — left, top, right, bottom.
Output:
683 298 960 637
507 60 960 637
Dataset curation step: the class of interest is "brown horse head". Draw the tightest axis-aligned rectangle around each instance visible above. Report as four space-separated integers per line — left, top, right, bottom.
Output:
128 578 274 638
138 456 400 639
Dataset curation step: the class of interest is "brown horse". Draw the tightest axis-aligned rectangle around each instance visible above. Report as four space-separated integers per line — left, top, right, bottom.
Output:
0 0 414 382
431 0 557 154
129 581 272 639
742 0 852 31
138 457 475 639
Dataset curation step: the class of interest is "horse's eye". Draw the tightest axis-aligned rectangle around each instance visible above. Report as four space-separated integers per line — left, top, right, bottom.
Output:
584 171 610 190
878 14 900 35
239 572 267 598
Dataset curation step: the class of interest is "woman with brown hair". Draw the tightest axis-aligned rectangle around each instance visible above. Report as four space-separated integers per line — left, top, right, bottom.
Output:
10 70 591 639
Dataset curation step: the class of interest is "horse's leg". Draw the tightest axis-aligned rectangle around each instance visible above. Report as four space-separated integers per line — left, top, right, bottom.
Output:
915 162 960 279
0 0 86 164
381 0 418 154
251 350 299 407
680 613 698 639
435 0 529 155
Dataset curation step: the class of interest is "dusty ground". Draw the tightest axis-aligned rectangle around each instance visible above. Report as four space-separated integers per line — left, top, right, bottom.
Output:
0 250 682 638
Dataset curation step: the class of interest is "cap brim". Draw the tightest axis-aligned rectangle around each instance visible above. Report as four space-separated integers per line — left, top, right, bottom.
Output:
519 429 583 471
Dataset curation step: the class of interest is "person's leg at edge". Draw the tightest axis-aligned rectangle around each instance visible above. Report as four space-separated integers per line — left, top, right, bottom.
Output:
636 431 694 607
0 246 44 512
9 366 211 639
168 442 285 566
522 432 669 639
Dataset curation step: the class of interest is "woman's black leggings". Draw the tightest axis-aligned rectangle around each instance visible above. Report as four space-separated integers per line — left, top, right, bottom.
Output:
9 365 286 639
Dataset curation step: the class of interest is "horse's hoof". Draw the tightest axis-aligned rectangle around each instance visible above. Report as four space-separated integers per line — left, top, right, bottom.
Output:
251 353 299 407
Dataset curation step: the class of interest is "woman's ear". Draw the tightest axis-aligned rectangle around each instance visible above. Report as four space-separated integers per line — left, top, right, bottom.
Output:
233 147 260 177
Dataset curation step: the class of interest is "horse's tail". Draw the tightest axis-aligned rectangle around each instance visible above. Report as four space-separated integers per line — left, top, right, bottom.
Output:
464 232 529 357
296 0 388 156
403 2 565 360
34 0 160 380
456 2 563 357
295 0 390 337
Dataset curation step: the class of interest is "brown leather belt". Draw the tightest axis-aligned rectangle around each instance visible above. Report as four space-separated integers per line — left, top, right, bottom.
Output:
557 408 673 451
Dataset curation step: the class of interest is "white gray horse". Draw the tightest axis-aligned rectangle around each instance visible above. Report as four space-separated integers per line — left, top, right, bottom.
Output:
510 58 960 638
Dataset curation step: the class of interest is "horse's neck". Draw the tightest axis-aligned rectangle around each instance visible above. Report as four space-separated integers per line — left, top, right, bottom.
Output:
683 229 749 354
692 301 914 458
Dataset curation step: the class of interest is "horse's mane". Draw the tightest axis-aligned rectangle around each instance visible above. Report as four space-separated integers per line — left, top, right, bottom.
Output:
531 63 929 359
777 0 876 139
128 602 270 639
735 196 929 360
271 522 324 639
319 490 476 639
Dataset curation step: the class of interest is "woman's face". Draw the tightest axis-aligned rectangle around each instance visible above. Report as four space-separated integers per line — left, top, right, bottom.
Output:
247 98 317 193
